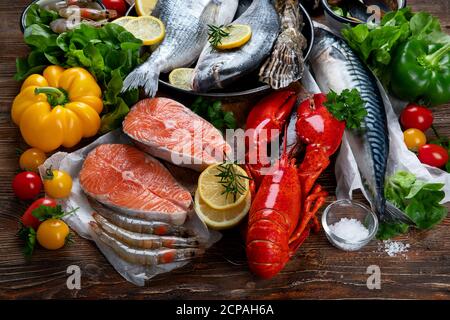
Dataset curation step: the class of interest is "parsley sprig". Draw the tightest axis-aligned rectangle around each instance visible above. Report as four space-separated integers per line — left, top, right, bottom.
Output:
208 24 230 48
215 162 251 202
324 89 368 129
191 97 237 131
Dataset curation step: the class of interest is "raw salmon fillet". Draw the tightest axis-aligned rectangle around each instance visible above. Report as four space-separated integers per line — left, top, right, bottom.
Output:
123 98 231 172
79 144 192 225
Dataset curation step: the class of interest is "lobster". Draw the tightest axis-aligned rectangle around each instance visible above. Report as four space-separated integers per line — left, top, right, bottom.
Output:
245 90 345 279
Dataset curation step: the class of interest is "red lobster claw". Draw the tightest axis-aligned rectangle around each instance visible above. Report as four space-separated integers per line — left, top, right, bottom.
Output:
245 90 298 189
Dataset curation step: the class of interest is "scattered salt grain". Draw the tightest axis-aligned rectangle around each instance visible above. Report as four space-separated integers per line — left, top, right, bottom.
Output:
380 240 410 257
329 218 369 243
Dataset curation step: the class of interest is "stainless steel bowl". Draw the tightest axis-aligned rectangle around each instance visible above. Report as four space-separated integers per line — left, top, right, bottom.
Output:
126 3 315 99
20 0 106 33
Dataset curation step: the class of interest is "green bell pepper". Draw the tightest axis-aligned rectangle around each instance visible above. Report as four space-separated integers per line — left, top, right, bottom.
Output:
390 38 450 106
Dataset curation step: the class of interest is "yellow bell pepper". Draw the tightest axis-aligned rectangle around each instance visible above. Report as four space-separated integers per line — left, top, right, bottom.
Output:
12 66 103 152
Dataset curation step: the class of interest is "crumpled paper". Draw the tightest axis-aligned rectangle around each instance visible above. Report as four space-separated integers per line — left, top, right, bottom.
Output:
306 23 450 205
39 130 221 286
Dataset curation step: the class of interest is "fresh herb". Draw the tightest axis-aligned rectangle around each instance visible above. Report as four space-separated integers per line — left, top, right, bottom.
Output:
341 7 444 84
324 89 367 129
25 4 59 28
31 205 78 221
208 24 230 48
215 162 251 202
377 171 447 239
15 21 143 132
191 97 237 130
17 224 36 258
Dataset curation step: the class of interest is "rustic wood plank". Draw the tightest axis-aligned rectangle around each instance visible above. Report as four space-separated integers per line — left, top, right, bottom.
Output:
0 0 449 299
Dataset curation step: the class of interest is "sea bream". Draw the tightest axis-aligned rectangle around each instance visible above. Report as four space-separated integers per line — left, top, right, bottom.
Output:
192 0 280 92
79 144 192 225
122 0 238 97
309 26 412 224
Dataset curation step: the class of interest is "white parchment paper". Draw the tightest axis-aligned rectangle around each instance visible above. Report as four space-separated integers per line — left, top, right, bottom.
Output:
39 130 221 286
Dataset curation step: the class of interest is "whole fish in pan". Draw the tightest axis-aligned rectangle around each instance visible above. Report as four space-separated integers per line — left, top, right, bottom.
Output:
122 0 238 97
192 0 280 92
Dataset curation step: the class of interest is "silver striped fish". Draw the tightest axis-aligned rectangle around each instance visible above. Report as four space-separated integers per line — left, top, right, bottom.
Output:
309 26 412 224
122 0 238 97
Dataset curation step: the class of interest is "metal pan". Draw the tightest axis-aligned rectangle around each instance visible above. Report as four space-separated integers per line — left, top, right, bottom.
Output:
126 2 314 99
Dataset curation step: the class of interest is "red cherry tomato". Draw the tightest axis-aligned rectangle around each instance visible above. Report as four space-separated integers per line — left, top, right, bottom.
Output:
400 103 433 131
102 0 127 17
12 172 42 200
21 198 57 230
418 144 449 168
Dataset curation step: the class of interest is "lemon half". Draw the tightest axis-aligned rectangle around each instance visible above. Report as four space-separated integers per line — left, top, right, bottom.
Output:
216 24 252 50
198 163 250 210
194 189 251 230
169 68 195 91
112 16 137 27
135 0 158 16
124 16 165 46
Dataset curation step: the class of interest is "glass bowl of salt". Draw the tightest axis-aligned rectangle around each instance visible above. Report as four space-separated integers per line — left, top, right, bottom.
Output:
322 199 378 251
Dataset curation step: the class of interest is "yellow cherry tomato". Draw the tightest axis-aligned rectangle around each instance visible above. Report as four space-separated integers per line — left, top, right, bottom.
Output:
43 169 73 198
404 128 427 151
36 219 70 250
19 148 47 172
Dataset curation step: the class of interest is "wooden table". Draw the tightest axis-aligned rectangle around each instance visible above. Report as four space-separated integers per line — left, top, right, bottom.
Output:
1 0 449 300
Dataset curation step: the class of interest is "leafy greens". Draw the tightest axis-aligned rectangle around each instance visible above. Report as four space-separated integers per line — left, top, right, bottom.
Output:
341 7 444 84
324 89 367 129
15 21 143 132
377 171 448 239
191 97 237 131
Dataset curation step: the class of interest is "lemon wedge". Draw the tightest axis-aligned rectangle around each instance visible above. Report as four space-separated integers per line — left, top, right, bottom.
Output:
135 0 158 16
169 68 195 91
194 189 251 230
124 16 165 46
216 24 252 50
198 163 250 210
112 16 137 27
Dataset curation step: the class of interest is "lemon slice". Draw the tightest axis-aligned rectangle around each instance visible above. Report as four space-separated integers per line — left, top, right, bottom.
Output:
198 163 250 210
169 68 194 90
135 0 158 16
194 189 251 230
124 16 165 46
216 24 252 50
112 16 137 27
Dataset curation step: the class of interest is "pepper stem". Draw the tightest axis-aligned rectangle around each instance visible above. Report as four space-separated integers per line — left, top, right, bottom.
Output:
34 87 68 107
423 43 450 67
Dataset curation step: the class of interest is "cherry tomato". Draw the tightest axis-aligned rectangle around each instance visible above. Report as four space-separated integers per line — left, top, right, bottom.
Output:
400 104 433 131
21 198 57 230
19 148 47 172
43 169 73 199
12 171 42 200
403 128 427 151
102 0 127 17
418 144 449 168
36 219 70 250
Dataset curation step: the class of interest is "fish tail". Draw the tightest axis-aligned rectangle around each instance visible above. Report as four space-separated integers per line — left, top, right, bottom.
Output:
259 36 305 89
384 201 416 225
122 59 160 97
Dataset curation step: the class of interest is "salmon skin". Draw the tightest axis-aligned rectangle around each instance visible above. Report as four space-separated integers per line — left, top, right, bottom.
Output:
123 98 231 172
79 144 192 225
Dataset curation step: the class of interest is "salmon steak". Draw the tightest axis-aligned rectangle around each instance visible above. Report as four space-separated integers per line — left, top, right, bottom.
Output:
123 98 231 172
79 144 192 225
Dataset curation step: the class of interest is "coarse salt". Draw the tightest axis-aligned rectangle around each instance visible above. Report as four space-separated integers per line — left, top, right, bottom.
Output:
380 240 410 257
329 217 370 247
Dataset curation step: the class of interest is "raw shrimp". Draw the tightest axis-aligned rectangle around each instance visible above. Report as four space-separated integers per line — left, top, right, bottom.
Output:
50 18 107 33
92 213 200 249
59 7 118 20
91 201 194 236
90 222 204 265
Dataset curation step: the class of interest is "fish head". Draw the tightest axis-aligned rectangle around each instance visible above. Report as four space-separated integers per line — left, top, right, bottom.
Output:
192 55 235 92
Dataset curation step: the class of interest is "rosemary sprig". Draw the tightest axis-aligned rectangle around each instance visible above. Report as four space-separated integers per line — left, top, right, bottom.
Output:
215 162 251 202
208 24 230 48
